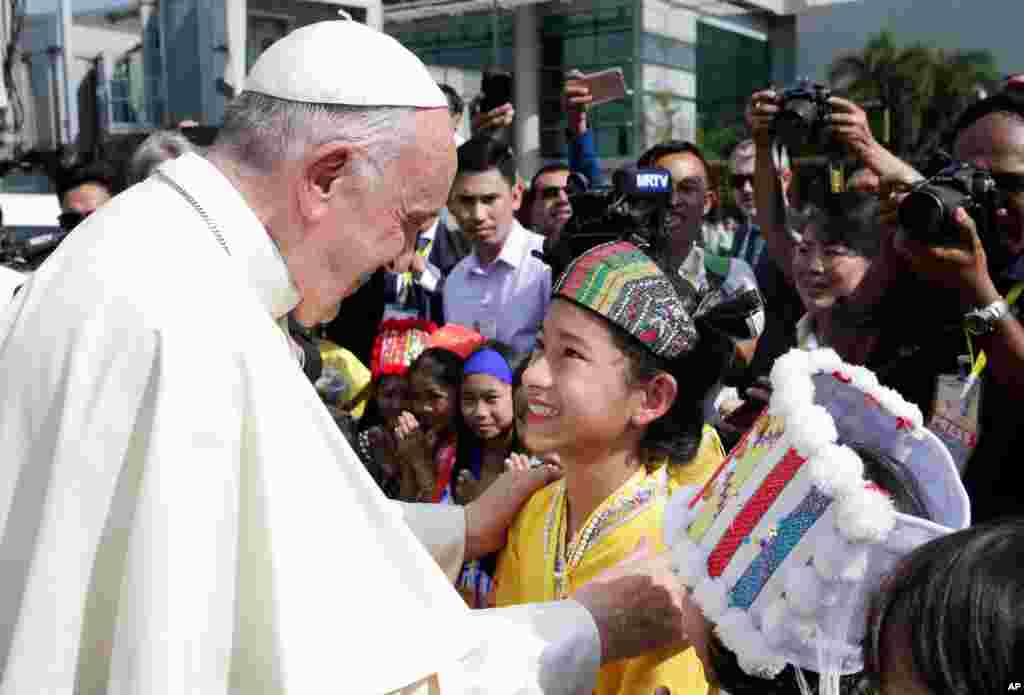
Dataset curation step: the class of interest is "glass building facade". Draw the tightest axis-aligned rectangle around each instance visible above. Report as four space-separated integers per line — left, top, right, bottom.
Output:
389 1 778 168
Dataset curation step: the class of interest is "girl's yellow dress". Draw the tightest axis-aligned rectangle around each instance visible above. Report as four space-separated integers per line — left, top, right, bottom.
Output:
493 426 725 695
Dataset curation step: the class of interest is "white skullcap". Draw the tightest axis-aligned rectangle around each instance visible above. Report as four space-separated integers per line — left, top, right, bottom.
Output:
244 20 447 109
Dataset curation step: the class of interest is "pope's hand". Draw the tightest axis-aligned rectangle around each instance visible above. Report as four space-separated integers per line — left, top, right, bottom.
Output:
572 537 710 667
463 463 562 561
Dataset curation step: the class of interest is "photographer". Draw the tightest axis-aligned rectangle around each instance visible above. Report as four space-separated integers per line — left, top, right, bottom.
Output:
893 93 1024 522
751 87 1024 521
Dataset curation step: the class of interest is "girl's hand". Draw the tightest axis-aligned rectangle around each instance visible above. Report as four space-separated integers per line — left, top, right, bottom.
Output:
504 452 534 472
366 425 399 476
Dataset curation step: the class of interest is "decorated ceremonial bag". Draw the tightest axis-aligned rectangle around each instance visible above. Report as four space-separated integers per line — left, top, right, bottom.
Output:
664 348 970 690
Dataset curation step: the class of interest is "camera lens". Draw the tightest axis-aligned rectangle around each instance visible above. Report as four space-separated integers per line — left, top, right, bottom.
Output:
776 99 818 149
898 189 946 240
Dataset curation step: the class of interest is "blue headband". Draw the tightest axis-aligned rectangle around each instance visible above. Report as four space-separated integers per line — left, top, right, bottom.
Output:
463 348 514 385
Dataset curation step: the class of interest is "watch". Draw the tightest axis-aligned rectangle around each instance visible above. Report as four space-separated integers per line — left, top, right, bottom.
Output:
964 298 1011 336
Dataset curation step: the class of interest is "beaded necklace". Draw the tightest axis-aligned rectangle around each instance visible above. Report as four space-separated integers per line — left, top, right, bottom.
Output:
548 464 669 599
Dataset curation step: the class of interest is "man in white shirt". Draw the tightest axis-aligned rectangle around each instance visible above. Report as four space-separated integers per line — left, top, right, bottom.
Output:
0 21 703 695
443 135 550 354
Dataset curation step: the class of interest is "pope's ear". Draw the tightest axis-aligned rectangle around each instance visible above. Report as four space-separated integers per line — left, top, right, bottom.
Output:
298 142 354 220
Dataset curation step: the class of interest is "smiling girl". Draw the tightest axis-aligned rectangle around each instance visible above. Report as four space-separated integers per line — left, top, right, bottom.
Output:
494 238 738 695
450 341 527 608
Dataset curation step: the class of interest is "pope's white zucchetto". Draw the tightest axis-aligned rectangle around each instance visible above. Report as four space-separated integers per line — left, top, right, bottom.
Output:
243 20 448 109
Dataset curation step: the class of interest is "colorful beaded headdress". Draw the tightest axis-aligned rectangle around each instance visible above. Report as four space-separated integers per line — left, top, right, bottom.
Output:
370 318 437 380
426 323 486 360
553 240 697 359
664 348 970 689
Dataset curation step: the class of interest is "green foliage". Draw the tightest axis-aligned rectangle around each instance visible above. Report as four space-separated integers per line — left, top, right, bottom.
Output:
828 31 999 157
697 123 743 163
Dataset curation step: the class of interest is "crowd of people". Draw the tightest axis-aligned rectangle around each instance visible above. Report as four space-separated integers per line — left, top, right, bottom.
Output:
0 18 1022 695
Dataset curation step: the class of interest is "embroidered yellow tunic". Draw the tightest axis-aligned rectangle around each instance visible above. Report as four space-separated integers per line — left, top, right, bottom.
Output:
494 426 725 695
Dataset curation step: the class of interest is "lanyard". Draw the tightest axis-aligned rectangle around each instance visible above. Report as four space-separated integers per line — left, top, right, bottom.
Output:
962 281 1024 398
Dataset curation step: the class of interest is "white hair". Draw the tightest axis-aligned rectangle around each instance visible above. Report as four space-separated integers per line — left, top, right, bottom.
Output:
130 129 196 184
211 91 416 176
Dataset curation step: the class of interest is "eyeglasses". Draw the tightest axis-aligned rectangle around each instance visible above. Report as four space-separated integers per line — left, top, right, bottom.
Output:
730 174 755 189
793 242 861 266
539 185 569 201
58 210 91 232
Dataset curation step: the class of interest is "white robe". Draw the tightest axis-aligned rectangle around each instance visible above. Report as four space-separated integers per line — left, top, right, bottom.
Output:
0 266 22 304
0 153 599 694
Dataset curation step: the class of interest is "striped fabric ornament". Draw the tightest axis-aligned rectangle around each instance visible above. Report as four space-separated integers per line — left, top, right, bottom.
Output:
370 318 438 380
553 240 697 359
662 348 971 684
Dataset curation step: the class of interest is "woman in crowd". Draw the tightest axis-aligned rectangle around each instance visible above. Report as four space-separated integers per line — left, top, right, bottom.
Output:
494 225 741 694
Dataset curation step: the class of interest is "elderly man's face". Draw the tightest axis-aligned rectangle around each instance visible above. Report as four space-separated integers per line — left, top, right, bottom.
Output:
953 112 1024 269
290 108 455 327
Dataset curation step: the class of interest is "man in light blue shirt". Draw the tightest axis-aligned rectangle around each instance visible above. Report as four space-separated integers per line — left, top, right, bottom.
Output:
443 135 550 355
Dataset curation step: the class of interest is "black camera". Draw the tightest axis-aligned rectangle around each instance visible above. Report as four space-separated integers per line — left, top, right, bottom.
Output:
539 166 674 278
774 80 833 151
897 161 1003 245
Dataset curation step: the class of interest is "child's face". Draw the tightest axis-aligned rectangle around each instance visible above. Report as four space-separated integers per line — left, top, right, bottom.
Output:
461 373 514 441
376 375 407 426
408 368 456 432
519 299 640 460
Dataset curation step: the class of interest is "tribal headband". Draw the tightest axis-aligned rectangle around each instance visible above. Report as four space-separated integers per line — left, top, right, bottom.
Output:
370 318 437 380
463 348 514 385
553 240 697 359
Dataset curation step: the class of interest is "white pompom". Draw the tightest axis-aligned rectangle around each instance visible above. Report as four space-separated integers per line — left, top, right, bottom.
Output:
786 404 838 457
807 444 864 498
736 633 789 679
836 486 896 543
716 607 755 643
693 577 730 621
770 349 812 386
769 352 814 416
715 607 767 672
669 541 706 588
806 348 843 375
784 564 823 617
760 597 790 647
845 364 880 392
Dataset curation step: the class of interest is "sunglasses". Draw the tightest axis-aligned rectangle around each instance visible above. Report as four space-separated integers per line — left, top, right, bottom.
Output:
539 185 569 201
58 210 91 232
730 174 755 189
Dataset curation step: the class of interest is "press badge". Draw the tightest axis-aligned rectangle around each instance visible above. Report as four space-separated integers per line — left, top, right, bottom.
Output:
928 359 982 475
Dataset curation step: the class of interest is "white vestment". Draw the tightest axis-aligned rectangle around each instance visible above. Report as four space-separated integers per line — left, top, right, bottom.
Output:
0 153 599 694
0 266 22 304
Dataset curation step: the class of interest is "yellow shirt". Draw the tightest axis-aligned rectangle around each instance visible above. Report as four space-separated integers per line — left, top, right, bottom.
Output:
494 426 725 695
